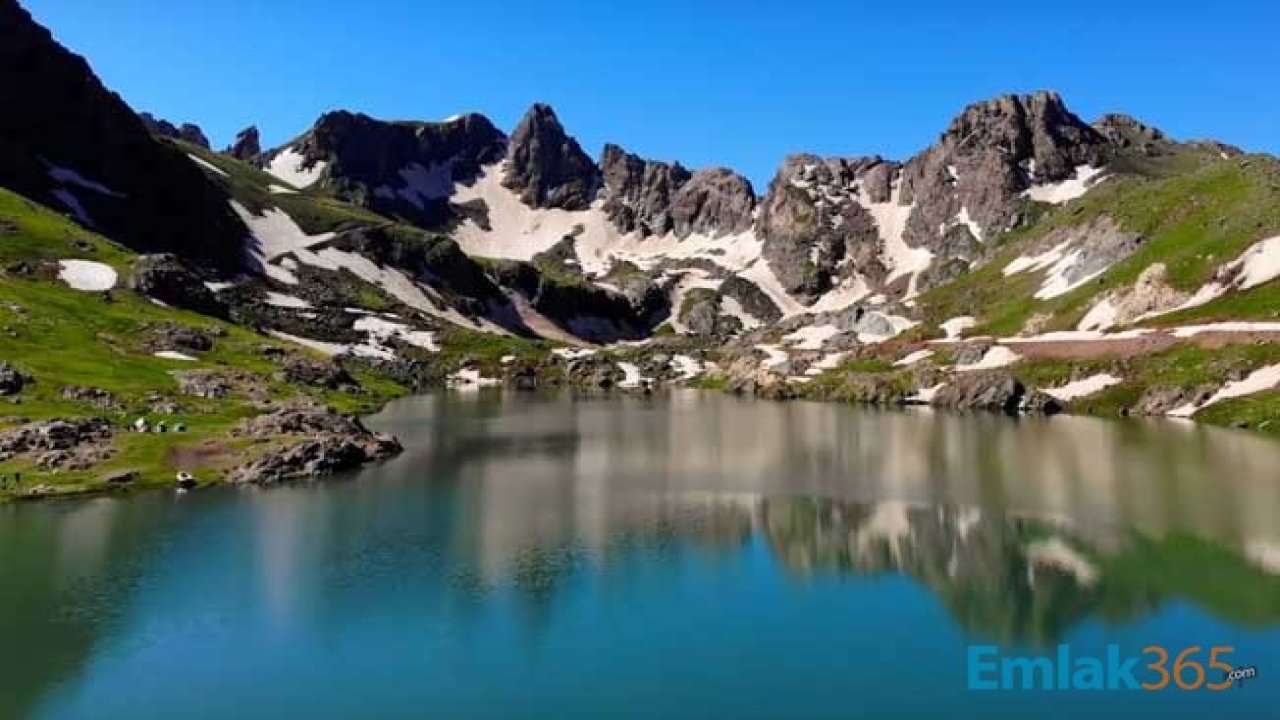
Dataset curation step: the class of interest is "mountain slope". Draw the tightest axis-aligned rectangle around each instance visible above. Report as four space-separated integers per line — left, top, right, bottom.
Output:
0 0 247 273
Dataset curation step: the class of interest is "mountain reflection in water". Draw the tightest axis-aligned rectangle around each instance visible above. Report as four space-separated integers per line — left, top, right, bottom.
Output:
3 390 1279 719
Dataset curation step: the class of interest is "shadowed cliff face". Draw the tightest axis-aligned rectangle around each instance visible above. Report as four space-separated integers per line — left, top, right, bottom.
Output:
0 0 247 274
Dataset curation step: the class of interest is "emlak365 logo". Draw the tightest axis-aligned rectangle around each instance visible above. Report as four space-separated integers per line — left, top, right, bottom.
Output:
968 645 1258 691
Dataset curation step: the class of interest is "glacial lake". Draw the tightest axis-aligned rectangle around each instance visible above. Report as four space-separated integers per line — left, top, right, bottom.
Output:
3 391 1279 719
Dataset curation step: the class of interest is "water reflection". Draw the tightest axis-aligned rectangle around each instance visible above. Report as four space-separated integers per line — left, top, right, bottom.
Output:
3 391 1279 718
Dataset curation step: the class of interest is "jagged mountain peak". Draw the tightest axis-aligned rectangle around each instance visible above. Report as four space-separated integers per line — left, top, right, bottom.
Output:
503 102 600 211
224 125 261 161
259 108 505 225
139 113 210 149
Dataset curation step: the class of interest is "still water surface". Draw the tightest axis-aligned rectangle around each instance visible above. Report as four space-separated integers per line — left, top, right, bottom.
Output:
3 391 1279 718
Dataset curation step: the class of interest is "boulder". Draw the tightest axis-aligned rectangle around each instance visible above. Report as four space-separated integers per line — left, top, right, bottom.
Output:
0 362 28 395
129 254 228 318
931 372 1026 414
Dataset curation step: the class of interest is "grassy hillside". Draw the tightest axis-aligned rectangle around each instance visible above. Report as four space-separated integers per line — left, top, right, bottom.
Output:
0 188 407 499
917 155 1280 336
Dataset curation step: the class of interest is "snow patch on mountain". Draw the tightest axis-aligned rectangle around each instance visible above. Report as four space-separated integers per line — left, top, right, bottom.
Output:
1168 363 1280 417
956 346 1021 371
57 260 117 291
267 148 327 189
47 165 125 197
1042 373 1123 401
187 153 228 177
858 181 931 296
1023 165 1106 204
940 316 976 339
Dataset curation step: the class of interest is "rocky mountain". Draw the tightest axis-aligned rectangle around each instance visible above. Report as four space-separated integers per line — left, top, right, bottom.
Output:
502 104 599 211
139 113 211 149
3 0 1280 501
0 0 246 273
225 125 261 161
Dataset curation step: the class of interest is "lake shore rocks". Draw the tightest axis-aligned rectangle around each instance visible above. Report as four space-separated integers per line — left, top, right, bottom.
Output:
229 408 402 484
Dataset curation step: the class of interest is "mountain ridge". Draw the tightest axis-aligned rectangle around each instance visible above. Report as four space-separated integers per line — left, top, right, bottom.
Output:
3 0 1280 500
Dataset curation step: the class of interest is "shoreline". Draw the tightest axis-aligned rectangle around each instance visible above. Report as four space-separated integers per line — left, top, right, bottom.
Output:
4 379 1276 506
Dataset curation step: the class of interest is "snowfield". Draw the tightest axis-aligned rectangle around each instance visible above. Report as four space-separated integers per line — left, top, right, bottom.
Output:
939 316 976 339
187 153 228 177
956 346 1021 371
267 148 328 189
1168 363 1280 417
1023 165 1106 205
57 260 117 291
1042 373 1123 402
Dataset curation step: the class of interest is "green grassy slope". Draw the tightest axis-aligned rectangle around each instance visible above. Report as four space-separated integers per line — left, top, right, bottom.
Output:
917 155 1280 336
0 188 406 499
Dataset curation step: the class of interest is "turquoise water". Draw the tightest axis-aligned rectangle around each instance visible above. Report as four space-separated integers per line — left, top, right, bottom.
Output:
3 391 1278 719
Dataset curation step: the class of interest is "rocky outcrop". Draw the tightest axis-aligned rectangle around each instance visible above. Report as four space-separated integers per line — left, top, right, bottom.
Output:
139 113 210 149
599 143 756 239
897 91 1110 274
148 323 215 352
503 104 599 210
669 168 755 237
600 144 690 236
279 358 357 390
129 254 229 318
932 372 1027 414
229 408 402 484
0 418 112 468
61 385 122 411
719 276 783 323
758 155 889 302
170 370 233 399
1128 385 1218 416
225 125 261 161
0 362 28 395
283 110 506 226
0 2 246 272
330 225 506 317
490 259 652 342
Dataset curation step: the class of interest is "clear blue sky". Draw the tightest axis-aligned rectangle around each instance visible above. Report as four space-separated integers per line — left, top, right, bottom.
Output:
25 0 1280 188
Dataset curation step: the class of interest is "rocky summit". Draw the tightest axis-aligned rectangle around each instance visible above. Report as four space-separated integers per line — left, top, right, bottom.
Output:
2 0 1280 498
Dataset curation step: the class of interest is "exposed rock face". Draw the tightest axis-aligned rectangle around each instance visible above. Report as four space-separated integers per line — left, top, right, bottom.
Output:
898 91 1110 269
0 418 112 468
61 385 122 411
129 254 229 319
284 110 506 226
139 113 211 149
229 408 402 484
1093 113 1166 151
758 155 889 302
329 225 505 315
0 362 28 395
170 370 232 399
720 276 782 323
490 260 653 342
503 104 599 211
148 323 215 352
1079 262 1187 330
932 372 1027 414
598 143 755 239
0 2 246 272
225 125 261 161
670 168 755 237
280 359 357 390
600 144 690 236
1129 385 1218 416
